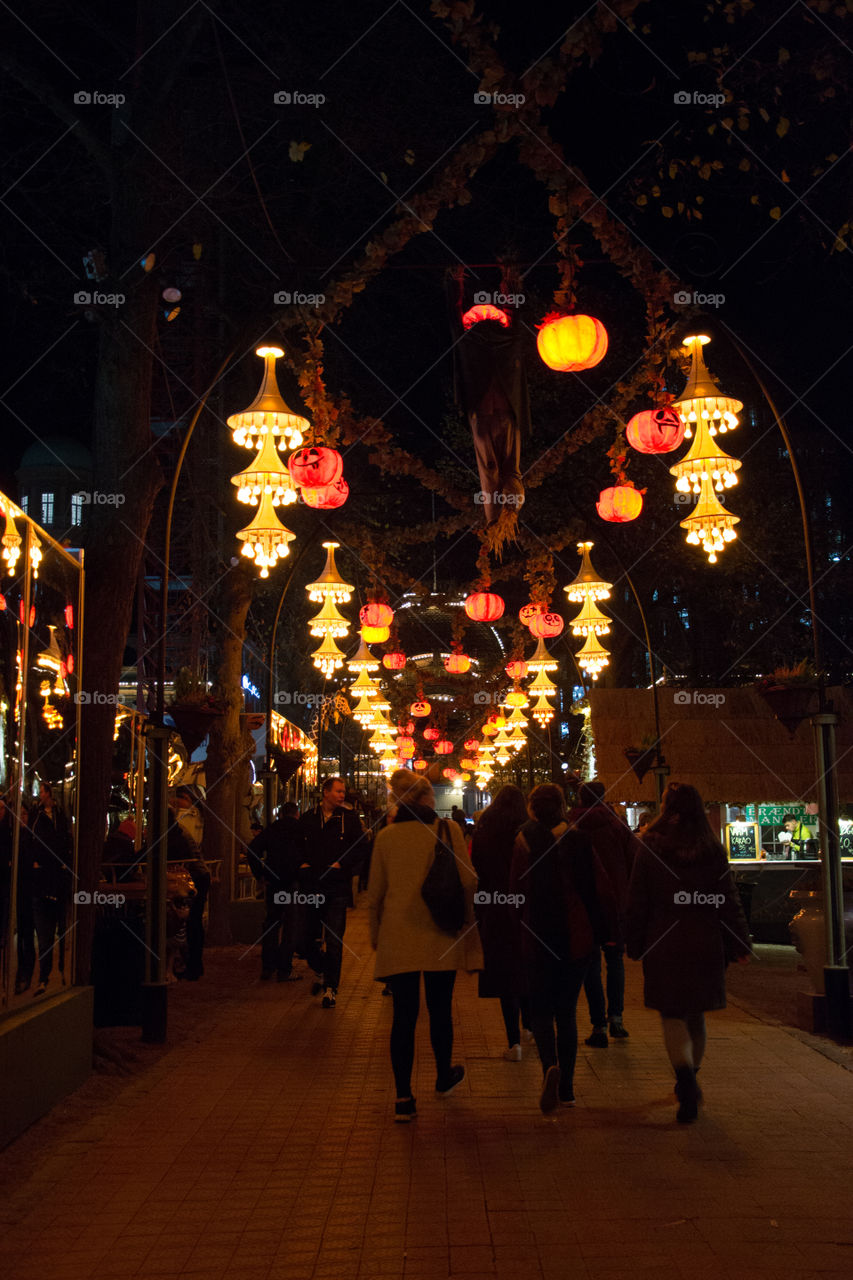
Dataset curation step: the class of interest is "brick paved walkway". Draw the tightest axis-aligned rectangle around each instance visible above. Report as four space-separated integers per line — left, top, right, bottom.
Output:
2 899 853 1280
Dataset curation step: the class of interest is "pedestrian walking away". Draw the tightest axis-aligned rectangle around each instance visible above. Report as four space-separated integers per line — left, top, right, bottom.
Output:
625 781 752 1124
247 804 306 981
511 783 617 1114
567 780 640 1046
367 769 483 1123
299 776 367 1008
470 783 531 1060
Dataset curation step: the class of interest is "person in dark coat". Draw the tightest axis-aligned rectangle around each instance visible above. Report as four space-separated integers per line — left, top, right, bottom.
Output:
166 796 210 981
30 783 72 995
247 807 305 981
471 784 530 1059
568 780 640 1045
510 784 617 1114
298 776 366 1008
625 782 751 1124
14 803 35 994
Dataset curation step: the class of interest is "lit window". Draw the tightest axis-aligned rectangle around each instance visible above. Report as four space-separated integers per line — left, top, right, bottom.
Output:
41 493 54 524
21 495 28 514
71 493 83 526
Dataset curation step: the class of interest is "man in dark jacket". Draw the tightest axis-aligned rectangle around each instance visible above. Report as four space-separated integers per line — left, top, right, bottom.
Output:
30 783 72 996
247 807 305 981
298 776 365 1008
568 781 641 1046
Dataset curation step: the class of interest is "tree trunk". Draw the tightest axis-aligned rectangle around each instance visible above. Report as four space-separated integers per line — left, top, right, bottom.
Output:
203 564 253 945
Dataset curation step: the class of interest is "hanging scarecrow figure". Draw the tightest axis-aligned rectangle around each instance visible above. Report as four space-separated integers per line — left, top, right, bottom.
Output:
448 270 531 552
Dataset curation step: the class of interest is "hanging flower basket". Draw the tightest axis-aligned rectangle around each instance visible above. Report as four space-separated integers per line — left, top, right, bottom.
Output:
757 683 819 738
623 745 658 783
170 703 225 755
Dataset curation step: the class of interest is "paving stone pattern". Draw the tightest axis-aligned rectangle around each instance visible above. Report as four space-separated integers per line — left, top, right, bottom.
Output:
1 901 853 1279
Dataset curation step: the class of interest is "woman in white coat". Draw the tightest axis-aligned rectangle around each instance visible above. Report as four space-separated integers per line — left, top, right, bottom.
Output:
368 770 483 1122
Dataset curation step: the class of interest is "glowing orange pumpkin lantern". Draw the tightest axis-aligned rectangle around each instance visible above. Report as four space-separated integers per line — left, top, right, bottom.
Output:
528 611 564 639
410 700 431 717
626 406 685 455
288 446 343 489
519 602 546 626
597 485 643 523
413 759 427 770
442 767 458 780
464 737 481 751
435 739 454 755
396 735 415 757
423 726 440 742
383 651 406 670
505 659 528 679
536 313 608 372
444 652 471 674
464 591 505 622
461 303 510 329
359 601 394 629
301 477 349 509
361 626 390 644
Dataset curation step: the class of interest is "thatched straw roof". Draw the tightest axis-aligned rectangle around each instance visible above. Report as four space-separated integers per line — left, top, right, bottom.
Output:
588 686 853 804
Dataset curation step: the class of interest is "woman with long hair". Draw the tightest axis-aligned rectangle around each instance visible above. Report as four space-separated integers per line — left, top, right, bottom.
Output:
511 783 616 1114
625 782 751 1123
368 770 483 1123
471 784 530 1059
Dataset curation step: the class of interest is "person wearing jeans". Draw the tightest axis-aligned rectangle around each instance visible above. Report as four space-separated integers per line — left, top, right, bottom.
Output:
368 770 483 1122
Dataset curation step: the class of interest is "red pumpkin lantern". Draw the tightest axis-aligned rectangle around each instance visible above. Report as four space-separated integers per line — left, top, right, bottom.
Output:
410 700 431 717
19 602 36 626
67 653 75 673
435 739 454 755
536 313 608 372
461 303 510 329
361 625 390 643
464 737 481 751
505 659 528 679
383 651 406 670
359 602 394 629
413 759 427 770
301 477 348 509
442 767 458 780
64 603 74 628
528 611 564 639
423 726 440 742
597 485 643 523
444 652 471 674
626 407 685 455
396 735 415 758
398 721 415 735
464 591 505 622
288 446 343 489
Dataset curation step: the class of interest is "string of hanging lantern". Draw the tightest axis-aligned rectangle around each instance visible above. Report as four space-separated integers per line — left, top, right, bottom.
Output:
304 542 353 675
669 335 742 564
564 541 613 682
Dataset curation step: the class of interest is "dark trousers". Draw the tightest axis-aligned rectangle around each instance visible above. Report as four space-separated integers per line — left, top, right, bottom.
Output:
261 885 297 974
528 956 589 1088
499 995 531 1047
583 943 626 1025
304 894 349 990
184 864 210 981
387 970 456 1097
33 896 64 983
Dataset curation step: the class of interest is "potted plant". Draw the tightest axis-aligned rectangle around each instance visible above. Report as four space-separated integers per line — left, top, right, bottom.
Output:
170 667 225 755
756 660 820 737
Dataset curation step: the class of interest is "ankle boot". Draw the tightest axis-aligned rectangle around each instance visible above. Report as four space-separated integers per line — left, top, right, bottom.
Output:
674 1065 699 1123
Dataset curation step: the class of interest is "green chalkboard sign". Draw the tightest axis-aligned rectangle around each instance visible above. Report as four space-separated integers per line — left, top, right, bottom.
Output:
840 825 853 858
726 822 761 860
